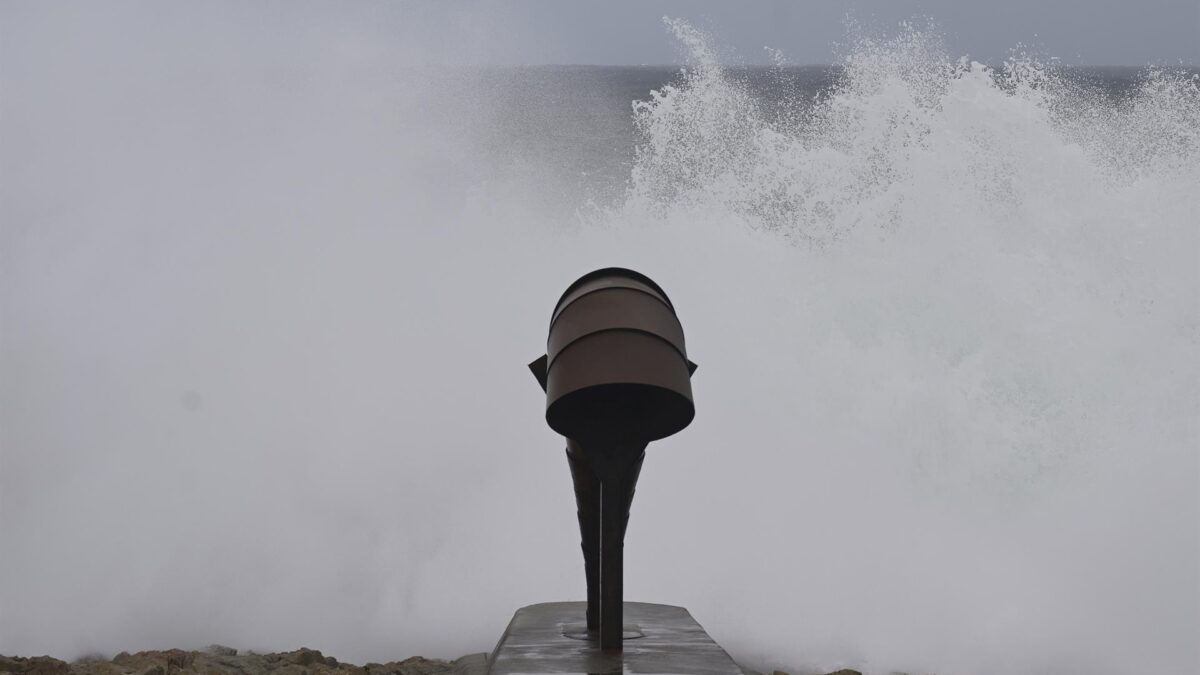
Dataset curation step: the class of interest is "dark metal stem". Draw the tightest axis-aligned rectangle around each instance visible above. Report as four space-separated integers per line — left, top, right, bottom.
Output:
566 442 601 630
599 475 625 649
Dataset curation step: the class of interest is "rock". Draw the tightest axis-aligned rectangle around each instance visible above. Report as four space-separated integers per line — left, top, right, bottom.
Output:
2 649 462 675
282 649 325 668
448 654 487 675
161 650 194 671
772 670 790 675
825 670 863 675
25 657 70 675
362 657 451 675
70 661 123 675
398 656 453 675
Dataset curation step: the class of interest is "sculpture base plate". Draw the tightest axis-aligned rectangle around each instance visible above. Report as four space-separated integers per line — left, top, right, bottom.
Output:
487 601 744 675
560 624 645 641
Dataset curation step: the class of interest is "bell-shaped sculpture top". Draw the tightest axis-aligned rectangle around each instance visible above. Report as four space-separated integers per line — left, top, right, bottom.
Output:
530 268 697 444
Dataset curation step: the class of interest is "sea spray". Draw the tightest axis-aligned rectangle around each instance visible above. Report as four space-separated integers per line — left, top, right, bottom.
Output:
601 18 1199 675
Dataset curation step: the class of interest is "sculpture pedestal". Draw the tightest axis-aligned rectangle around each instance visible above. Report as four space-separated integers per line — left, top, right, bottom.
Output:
487 602 744 675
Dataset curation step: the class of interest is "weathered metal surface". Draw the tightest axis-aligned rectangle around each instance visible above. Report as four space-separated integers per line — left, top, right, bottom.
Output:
549 270 675 325
565 441 601 631
536 268 696 445
486 602 744 675
547 288 687 364
530 268 698 651
545 333 694 444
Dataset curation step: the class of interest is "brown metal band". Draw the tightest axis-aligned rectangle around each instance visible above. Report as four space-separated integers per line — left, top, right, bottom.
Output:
547 287 686 367
550 278 673 327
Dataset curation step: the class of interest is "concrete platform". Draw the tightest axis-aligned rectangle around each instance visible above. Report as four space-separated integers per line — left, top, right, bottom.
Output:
487 602 744 675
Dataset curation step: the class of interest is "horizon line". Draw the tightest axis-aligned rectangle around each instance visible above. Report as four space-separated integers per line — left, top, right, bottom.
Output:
426 62 1199 69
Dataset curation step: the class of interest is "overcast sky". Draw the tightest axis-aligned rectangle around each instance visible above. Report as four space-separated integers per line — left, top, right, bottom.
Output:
2 1 1196 68
406 0 1196 66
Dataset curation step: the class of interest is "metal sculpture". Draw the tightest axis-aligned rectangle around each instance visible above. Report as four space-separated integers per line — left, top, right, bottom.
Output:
529 268 697 651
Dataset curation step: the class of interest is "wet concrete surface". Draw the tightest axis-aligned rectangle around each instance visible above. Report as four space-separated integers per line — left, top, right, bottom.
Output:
487 602 744 675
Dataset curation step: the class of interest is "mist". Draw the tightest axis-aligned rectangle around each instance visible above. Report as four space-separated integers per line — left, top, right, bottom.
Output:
2 4 1197 675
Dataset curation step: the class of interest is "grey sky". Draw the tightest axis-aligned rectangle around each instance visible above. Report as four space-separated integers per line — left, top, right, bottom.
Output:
3 1 1196 68
422 0 1200 66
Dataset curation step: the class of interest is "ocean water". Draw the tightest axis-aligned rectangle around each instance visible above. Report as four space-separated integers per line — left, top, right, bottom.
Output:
2 17 1198 675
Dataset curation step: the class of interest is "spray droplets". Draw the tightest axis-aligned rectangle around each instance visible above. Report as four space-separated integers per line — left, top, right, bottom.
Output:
628 21 1200 246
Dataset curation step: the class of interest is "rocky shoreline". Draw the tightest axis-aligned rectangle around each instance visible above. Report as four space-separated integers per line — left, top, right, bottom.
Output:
0 648 866 675
0 649 487 675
